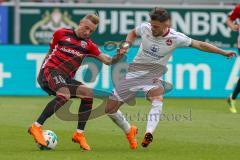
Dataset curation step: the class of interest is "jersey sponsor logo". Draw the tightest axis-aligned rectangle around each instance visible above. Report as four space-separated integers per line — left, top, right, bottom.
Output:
150 44 160 52
60 47 82 57
144 44 164 59
30 8 78 45
166 39 172 46
143 49 164 59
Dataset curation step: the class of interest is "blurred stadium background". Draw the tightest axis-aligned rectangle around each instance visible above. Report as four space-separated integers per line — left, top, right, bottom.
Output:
0 1 239 160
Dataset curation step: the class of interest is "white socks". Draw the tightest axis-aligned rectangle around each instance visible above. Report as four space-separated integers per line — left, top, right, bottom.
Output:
76 129 84 133
107 100 163 135
146 99 163 134
108 110 131 134
34 122 42 127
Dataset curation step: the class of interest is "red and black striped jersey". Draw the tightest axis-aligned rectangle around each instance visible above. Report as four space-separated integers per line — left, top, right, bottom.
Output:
228 4 240 21
42 28 101 78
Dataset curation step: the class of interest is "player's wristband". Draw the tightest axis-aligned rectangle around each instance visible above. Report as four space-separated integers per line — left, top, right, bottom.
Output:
120 40 132 49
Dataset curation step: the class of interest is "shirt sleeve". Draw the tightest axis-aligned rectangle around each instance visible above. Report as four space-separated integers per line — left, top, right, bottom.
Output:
88 42 101 56
228 4 240 21
176 32 192 47
135 23 147 36
49 29 63 49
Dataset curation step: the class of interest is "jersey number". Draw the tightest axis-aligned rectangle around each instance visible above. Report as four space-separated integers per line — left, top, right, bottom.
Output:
53 75 66 84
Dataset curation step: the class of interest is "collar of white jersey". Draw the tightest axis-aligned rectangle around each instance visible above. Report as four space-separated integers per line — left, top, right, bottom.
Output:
162 28 170 37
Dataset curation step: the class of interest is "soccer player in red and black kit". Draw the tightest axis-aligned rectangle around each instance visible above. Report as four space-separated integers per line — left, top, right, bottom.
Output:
28 14 126 150
227 4 240 113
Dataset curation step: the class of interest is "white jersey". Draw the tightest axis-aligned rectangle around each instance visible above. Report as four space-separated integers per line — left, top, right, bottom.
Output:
133 22 192 66
111 22 193 101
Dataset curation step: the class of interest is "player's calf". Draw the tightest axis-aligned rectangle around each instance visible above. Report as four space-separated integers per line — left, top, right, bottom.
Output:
76 85 93 99
105 99 122 114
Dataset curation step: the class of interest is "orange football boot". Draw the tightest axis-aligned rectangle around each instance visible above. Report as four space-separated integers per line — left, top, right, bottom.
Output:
28 124 47 146
126 125 138 149
72 131 91 151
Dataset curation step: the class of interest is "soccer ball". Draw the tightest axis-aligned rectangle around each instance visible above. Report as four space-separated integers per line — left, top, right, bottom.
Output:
38 130 58 150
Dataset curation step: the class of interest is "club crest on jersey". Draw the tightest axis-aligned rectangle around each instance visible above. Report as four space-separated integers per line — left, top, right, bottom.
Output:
166 39 172 46
150 44 160 52
81 41 87 48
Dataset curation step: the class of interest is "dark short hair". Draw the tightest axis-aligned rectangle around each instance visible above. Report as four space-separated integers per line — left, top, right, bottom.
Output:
149 7 170 22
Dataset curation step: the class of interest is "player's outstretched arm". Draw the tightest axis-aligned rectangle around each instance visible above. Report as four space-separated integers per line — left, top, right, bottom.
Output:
96 50 125 65
96 28 138 65
125 29 138 45
191 39 236 58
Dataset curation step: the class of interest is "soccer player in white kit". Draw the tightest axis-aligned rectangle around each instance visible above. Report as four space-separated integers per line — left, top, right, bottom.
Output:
226 3 240 113
105 7 236 149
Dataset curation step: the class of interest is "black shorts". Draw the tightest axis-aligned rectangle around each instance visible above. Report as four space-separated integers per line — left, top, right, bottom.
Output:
38 68 82 97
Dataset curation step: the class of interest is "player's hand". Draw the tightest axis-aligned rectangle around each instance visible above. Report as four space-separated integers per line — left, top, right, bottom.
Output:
117 41 131 55
117 47 128 55
224 51 237 58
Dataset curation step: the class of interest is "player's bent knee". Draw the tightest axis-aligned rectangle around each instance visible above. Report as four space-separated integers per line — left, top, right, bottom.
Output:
147 87 164 101
105 106 118 114
85 89 93 98
56 87 71 100
105 100 120 114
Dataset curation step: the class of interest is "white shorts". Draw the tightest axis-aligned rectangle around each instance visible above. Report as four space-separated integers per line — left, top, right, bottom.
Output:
110 71 165 102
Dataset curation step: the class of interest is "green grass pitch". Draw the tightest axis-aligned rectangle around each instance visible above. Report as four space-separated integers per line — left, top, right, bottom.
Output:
0 96 239 160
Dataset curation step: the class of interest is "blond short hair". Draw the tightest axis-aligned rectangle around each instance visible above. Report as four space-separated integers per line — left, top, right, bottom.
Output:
82 13 100 25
